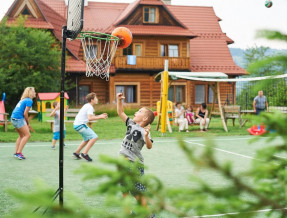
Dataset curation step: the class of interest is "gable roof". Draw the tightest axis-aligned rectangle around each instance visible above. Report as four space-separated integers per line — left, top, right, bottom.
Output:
3 0 245 76
38 92 69 100
114 0 187 29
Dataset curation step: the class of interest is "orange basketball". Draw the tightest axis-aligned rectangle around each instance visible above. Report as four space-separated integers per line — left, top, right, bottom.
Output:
111 27 132 49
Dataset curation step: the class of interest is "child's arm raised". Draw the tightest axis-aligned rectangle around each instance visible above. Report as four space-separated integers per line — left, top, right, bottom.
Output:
117 93 128 122
144 125 153 149
50 104 60 117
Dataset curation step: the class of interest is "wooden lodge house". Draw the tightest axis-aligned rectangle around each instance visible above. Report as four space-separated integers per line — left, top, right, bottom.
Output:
4 0 246 108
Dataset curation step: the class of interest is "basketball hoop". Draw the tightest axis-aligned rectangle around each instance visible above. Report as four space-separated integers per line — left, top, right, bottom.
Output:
79 32 120 80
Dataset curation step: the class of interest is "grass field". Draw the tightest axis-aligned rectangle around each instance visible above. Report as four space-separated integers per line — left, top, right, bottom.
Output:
0 135 282 217
0 115 254 142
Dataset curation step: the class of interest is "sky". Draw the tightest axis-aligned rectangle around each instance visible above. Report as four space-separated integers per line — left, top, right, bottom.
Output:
0 0 287 49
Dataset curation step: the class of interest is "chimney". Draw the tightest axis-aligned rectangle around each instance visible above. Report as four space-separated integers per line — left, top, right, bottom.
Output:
162 0 171 5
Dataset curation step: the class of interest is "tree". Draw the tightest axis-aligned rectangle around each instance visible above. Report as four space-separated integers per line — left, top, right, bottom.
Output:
236 41 287 109
0 16 61 112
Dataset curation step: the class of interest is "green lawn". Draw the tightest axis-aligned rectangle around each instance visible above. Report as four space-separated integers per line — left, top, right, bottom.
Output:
0 136 279 217
0 115 253 142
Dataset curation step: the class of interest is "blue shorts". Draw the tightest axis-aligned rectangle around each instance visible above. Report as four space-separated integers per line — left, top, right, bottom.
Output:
53 130 66 140
73 124 98 141
11 118 26 129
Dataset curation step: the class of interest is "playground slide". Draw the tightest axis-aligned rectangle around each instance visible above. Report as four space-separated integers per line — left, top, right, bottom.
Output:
0 93 6 124
0 100 5 123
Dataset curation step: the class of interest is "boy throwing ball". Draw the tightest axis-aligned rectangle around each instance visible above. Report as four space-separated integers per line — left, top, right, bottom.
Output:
116 92 155 210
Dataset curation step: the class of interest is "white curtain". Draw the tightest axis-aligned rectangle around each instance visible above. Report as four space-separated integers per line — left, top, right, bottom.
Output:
195 85 205 104
126 86 134 103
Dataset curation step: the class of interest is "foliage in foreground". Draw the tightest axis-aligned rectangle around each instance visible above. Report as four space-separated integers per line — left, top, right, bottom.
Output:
4 111 287 218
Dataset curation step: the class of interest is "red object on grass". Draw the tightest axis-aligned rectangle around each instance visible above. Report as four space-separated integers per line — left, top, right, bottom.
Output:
153 111 158 116
247 125 266 135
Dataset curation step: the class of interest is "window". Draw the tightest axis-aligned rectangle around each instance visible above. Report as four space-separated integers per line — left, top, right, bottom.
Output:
134 44 142 56
168 45 179 57
143 7 157 23
116 85 137 103
160 44 179 57
195 85 205 104
89 45 97 59
79 85 90 105
84 45 97 59
123 44 132 56
161 45 168 57
21 7 31 16
208 85 218 104
168 85 185 103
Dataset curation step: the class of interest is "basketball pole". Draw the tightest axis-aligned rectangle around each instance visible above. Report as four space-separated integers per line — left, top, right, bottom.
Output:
33 25 67 215
58 25 68 207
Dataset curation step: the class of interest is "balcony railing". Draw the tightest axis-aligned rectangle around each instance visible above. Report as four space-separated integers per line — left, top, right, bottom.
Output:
113 56 190 70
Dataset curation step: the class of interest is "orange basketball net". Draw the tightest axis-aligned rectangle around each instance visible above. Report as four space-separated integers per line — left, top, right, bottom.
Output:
79 32 119 81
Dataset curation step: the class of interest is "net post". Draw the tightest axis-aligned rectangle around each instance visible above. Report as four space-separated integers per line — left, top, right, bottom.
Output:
161 60 169 134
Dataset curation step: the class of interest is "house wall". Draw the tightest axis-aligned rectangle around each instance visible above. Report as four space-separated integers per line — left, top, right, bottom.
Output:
109 73 161 108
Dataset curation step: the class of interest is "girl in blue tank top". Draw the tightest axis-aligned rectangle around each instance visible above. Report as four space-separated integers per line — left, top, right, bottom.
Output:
11 87 36 160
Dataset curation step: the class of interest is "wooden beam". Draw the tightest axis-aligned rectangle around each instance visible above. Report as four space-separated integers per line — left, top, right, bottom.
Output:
217 82 228 132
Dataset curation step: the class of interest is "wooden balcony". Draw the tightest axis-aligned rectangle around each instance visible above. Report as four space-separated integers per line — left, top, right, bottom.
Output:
113 56 190 70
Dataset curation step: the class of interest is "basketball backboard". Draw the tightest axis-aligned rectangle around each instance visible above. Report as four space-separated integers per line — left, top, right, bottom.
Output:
66 0 84 40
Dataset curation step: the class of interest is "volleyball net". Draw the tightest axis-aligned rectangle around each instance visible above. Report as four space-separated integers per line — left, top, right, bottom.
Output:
167 72 287 111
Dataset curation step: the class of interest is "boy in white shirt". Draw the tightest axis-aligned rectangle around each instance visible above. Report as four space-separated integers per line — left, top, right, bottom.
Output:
73 92 108 161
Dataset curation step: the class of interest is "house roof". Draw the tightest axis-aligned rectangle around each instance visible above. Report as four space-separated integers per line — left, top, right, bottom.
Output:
106 25 195 37
38 92 69 100
6 18 54 29
3 0 246 76
66 57 86 73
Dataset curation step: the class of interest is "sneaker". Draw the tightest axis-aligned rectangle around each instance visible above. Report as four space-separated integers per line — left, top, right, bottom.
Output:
14 153 17 158
15 153 24 160
73 152 81 159
80 153 93 162
19 153 26 159
51 146 56 149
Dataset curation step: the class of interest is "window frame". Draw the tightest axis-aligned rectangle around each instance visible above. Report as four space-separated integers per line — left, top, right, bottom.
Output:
78 85 91 105
123 44 133 56
168 82 187 104
114 82 140 105
133 43 143 56
143 6 159 23
160 44 180 57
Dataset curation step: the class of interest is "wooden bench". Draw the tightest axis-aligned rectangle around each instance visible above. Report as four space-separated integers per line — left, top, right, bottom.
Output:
222 105 247 128
0 112 10 132
46 108 97 131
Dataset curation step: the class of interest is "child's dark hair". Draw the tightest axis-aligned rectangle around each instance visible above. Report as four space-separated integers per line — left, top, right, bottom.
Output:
175 102 181 107
143 107 155 126
86 92 97 102
53 101 58 108
201 103 207 109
